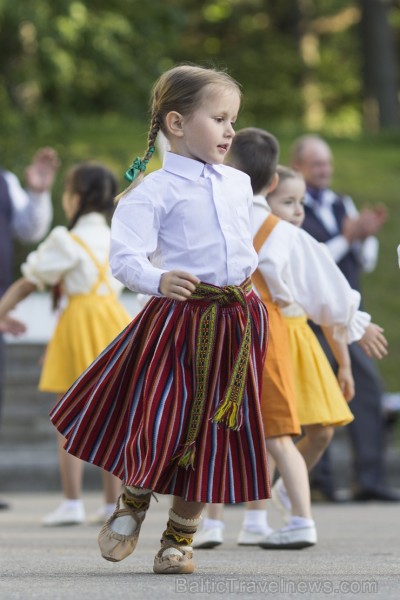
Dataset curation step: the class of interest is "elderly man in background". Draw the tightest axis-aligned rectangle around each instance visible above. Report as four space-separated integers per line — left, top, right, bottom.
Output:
292 134 399 503
0 147 59 508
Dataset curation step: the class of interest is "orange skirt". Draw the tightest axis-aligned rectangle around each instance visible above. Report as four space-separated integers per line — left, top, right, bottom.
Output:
260 304 301 438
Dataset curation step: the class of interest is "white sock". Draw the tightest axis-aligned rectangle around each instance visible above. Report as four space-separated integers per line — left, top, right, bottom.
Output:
284 515 315 531
202 517 224 531
109 488 150 536
110 514 141 535
242 509 271 535
169 508 202 528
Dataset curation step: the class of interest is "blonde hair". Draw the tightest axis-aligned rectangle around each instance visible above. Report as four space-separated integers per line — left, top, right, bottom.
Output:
117 64 241 200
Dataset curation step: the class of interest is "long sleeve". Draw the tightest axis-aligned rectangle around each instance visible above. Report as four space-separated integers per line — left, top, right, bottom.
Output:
324 234 351 263
21 214 125 296
21 227 80 290
355 236 379 272
257 222 371 343
110 193 167 295
4 171 53 243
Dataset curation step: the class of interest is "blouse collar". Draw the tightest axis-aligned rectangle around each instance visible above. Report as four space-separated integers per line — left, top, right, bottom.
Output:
162 152 226 181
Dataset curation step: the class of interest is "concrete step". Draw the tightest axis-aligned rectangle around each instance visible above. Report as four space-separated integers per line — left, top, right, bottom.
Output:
0 444 106 491
3 344 56 444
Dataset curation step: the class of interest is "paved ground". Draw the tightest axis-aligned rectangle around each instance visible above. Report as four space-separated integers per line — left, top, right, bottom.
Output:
0 492 399 600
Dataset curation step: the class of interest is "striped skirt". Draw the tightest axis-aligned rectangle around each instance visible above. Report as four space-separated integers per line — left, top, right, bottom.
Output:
49 286 270 504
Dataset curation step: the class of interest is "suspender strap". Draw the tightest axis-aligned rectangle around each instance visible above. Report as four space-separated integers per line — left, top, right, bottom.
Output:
253 213 280 253
69 233 113 295
252 214 281 303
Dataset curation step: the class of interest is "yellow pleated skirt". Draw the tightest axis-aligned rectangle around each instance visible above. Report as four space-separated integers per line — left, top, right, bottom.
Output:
284 315 354 427
39 293 131 394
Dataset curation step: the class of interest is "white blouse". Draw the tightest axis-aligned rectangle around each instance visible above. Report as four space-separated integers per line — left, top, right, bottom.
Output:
110 152 257 295
252 196 371 344
21 213 124 296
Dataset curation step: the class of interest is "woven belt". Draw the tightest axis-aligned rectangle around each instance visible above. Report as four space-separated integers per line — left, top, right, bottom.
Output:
174 277 253 469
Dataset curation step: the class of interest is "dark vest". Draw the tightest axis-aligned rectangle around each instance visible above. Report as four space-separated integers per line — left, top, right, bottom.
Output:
302 194 361 293
0 170 13 295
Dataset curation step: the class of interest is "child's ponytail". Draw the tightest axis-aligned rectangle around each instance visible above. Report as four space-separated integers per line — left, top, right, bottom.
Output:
116 113 161 202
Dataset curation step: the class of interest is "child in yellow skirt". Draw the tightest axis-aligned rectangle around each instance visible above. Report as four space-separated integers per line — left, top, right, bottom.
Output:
267 165 388 522
0 161 131 525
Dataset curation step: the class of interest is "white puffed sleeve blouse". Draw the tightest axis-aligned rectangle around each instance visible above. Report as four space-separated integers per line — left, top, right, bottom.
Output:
252 196 371 344
21 213 124 297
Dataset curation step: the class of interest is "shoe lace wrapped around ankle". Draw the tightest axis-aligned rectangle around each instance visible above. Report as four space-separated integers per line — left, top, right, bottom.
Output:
161 518 198 548
121 489 158 513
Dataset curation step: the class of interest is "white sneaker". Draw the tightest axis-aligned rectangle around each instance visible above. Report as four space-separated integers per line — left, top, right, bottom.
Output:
192 527 223 549
42 502 86 526
259 525 317 550
271 479 291 523
237 529 270 546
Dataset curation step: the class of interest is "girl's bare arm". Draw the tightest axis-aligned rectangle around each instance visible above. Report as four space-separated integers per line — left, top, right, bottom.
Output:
0 278 37 320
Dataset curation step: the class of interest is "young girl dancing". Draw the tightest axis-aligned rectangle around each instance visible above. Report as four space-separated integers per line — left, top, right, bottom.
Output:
0 162 130 525
48 65 271 575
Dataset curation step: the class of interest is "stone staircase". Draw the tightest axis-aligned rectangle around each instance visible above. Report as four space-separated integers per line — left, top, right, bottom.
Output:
1 342 399 493
0 343 108 491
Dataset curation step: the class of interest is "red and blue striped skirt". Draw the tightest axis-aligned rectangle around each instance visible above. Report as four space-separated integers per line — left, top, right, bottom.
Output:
50 286 270 503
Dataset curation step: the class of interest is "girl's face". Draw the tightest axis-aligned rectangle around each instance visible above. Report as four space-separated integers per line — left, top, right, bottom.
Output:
267 177 306 228
62 189 80 221
169 85 241 165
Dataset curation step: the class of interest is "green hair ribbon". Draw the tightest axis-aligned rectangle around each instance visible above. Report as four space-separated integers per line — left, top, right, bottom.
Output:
124 146 156 182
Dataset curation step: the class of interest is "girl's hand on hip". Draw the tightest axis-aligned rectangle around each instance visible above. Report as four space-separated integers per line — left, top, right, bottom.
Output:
159 271 200 301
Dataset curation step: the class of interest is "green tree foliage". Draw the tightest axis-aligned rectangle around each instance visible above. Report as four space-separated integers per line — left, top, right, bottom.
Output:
0 0 182 117
0 0 399 133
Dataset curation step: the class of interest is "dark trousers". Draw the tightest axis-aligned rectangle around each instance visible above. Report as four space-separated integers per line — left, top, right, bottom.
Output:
310 327 386 492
